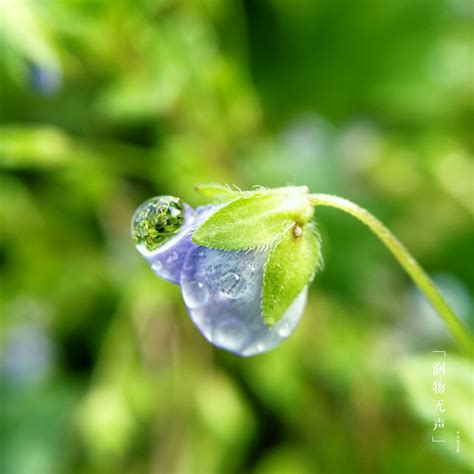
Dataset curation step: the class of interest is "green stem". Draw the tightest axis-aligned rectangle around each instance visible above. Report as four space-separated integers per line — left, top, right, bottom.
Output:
309 193 473 357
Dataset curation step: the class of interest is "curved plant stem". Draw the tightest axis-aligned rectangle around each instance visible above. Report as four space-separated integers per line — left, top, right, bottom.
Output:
309 193 473 357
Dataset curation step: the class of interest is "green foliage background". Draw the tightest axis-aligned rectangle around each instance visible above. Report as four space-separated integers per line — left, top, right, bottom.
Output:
0 1 473 473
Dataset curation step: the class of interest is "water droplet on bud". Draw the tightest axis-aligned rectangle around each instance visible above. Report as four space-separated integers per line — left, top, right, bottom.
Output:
182 280 210 308
220 272 244 299
131 196 196 284
131 196 185 251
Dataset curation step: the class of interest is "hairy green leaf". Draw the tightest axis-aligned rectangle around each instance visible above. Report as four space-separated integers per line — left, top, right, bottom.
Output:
194 183 243 202
262 223 320 326
192 192 312 250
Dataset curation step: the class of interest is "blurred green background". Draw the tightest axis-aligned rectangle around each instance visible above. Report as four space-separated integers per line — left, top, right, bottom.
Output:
1 1 473 473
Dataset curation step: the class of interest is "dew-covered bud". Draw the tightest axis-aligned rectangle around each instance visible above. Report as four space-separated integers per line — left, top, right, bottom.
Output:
180 245 307 357
132 198 308 356
131 196 196 284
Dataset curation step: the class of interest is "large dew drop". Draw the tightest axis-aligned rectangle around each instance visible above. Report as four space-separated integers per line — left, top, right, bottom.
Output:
131 196 196 284
180 245 307 356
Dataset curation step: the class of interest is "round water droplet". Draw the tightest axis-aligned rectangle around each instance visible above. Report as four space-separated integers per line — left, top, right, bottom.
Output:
212 318 248 353
131 196 196 284
131 196 186 251
182 280 210 308
220 272 244 299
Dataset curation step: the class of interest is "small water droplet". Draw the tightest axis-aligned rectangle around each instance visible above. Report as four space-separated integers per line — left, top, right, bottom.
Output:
211 319 247 352
220 272 244 299
182 281 209 308
151 260 163 273
131 196 185 251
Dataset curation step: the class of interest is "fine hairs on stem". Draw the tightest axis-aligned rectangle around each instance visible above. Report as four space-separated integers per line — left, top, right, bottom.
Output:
309 193 473 358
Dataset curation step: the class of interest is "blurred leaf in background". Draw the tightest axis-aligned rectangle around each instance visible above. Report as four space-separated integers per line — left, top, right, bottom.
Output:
0 0 473 473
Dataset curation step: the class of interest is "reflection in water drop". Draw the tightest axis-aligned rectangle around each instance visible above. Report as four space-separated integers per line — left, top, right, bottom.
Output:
132 198 196 284
131 196 185 251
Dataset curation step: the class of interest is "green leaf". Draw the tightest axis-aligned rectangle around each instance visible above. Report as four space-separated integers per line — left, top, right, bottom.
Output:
192 192 313 250
194 183 243 202
262 223 320 326
397 354 474 469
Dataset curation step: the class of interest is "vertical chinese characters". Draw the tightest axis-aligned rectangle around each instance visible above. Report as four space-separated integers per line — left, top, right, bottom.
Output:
431 351 447 443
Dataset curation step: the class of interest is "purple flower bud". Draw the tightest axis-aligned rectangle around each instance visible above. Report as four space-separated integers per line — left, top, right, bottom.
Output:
132 197 307 356
180 245 307 357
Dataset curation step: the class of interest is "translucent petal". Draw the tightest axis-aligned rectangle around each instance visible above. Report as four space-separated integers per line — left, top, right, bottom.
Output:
180 245 307 356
